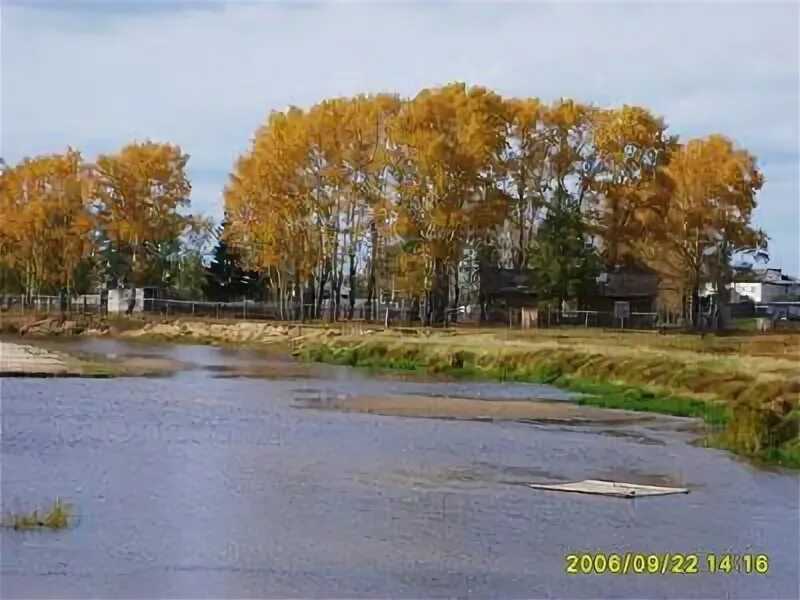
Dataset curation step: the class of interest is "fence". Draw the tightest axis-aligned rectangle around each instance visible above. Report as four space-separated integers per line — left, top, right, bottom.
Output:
139 299 659 330
539 309 658 330
0 294 106 316
143 298 433 327
7 292 788 333
0 293 660 330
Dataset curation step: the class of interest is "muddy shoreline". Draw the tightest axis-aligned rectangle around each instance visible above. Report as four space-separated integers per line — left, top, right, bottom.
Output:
294 392 685 427
0 340 182 378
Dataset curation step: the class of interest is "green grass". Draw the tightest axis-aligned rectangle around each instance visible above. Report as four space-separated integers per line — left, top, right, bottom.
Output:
756 440 800 469
564 378 731 425
294 338 797 468
3 499 71 530
296 343 730 424
731 317 760 331
709 433 800 469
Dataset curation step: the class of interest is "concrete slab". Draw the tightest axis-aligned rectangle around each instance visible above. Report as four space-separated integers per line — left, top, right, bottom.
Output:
526 479 689 498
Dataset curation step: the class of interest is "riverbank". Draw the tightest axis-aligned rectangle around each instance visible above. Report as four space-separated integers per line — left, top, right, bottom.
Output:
291 330 800 468
2 313 339 346
4 314 798 466
0 340 181 377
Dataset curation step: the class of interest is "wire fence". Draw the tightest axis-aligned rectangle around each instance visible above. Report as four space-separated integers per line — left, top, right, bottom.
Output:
1 293 661 330
142 298 469 327
4 292 795 332
0 294 105 316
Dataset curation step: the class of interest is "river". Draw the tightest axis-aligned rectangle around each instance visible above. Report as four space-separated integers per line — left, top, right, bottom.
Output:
1 339 797 598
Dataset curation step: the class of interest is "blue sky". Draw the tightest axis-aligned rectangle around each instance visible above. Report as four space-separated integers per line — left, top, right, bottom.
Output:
2 0 798 273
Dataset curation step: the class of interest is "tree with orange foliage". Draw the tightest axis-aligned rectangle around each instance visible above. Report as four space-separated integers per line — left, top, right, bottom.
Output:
94 141 192 287
645 135 766 326
0 149 97 298
224 107 320 319
388 83 508 323
588 105 677 268
222 84 770 326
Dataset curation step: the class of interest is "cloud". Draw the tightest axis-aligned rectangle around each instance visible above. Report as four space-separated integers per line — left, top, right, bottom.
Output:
2 0 798 272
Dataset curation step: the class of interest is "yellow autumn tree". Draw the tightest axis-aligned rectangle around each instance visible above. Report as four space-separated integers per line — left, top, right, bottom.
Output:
224 107 320 319
94 141 192 287
589 105 677 268
222 84 771 326
642 135 766 324
225 96 402 321
497 97 549 269
490 98 598 312
0 150 97 297
387 82 508 323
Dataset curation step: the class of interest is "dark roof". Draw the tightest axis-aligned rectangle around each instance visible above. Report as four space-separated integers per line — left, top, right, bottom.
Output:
479 266 536 296
733 266 799 284
597 266 659 298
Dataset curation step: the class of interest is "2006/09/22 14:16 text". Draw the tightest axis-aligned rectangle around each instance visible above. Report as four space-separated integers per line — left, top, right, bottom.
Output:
565 553 770 575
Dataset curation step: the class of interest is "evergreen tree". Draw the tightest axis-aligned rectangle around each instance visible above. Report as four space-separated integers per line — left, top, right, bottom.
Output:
203 222 262 301
530 192 598 309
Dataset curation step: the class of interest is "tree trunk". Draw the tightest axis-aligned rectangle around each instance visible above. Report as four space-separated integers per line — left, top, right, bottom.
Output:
294 270 301 321
276 269 284 321
366 223 378 321
365 275 375 322
690 267 701 330
450 263 460 325
348 252 357 319
316 262 329 319
427 258 449 326
329 271 340 323
306 276 316 322
515 196 526 269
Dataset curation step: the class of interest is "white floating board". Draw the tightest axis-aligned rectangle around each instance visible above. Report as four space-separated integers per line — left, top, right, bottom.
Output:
527 479 689 498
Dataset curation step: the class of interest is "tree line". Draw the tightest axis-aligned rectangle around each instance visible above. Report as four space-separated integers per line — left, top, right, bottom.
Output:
0 142 212 300
0 82 767 325
223 83 766 324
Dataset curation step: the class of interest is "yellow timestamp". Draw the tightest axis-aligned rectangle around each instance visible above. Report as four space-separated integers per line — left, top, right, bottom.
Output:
565 553 770 575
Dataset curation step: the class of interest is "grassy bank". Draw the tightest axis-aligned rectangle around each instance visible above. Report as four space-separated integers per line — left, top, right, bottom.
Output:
294 333 800 468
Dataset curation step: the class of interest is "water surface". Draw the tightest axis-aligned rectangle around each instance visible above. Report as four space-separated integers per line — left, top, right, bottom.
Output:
2 340 797 598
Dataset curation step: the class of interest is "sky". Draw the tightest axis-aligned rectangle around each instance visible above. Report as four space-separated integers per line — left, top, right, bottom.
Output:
2 0 798 273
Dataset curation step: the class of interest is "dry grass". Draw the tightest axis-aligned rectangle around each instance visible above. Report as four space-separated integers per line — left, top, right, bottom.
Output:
2 499 71 530
296 330 799 407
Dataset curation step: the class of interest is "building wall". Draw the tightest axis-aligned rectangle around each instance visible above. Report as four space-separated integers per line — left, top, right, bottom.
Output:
762 283 790 302
590 295 656 313
107 288 144 314
731 282 763 303
732 282 800 303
